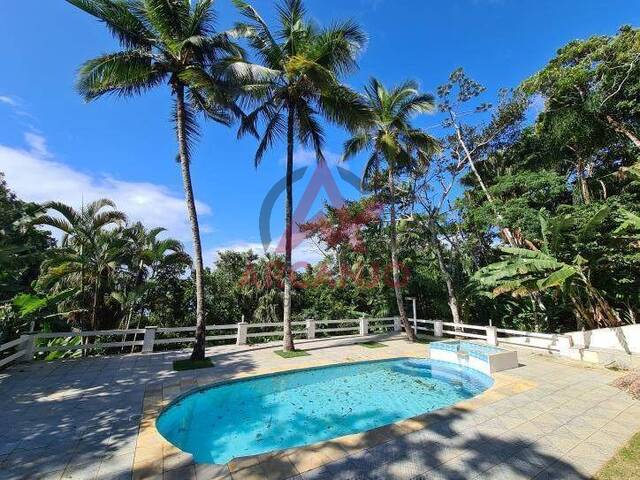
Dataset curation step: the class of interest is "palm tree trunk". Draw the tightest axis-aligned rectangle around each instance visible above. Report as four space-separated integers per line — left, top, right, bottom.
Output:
429 220 461 324
85 276 100 357
282 106 295 352
174 84 207 361
122 260 144 351
91 277 100 331
606 115 640 150
388 168 416 342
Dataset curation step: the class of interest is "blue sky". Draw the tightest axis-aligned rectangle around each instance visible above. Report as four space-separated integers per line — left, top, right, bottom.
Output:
0 0 638 266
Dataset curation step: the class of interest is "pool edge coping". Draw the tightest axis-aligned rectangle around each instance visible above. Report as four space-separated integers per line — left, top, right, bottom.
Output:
133 352 537 479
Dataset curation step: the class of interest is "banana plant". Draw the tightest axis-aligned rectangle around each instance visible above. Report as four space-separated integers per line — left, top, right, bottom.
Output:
473 206 622 328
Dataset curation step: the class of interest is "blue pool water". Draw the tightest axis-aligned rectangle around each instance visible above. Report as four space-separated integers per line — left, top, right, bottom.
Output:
156 358 493 464
431 340 504 361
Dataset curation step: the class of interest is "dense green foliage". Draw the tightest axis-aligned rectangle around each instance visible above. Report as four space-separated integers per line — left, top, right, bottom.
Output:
2 6 640 347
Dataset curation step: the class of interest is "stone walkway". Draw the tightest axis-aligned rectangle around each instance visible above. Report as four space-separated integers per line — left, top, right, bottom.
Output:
0 335 637 480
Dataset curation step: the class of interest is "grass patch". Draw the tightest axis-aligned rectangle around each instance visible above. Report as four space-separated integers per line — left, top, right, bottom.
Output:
274 349 310 359
359 341 387 349
414 336 434 344
595 430 640 480
173 357 214 371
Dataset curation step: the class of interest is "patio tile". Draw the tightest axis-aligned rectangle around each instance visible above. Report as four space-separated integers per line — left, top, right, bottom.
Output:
164 465 196 480
62 461 102 479
298 465 334 480
194 463 229 480
1 338 639 480
97 451 134 479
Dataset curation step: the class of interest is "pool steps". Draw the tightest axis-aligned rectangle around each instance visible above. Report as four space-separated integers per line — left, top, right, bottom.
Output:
429 340 519 374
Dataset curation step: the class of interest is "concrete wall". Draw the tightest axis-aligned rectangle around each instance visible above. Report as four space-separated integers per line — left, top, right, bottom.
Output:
499 335 562 352
568 324 640 354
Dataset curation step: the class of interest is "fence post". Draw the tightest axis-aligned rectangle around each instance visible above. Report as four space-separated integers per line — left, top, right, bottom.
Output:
306 319 315 340
359 317 369 336
486 326 498 346
236 322 248 345
393 317 402 332
557 334 573 355
412 298 417 333
19 334 35 363
434 320 443 338
142 326 157 353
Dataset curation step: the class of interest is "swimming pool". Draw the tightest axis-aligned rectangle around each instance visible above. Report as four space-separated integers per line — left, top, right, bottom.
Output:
431 340 504 360
156 358 493 464
430 340 519 374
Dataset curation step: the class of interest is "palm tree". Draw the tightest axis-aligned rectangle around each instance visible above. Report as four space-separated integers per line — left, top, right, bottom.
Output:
343 78 440 342
120 223 190 350
67 0 246 360
33 199 127 329
233 0 367 351
122 223 190 324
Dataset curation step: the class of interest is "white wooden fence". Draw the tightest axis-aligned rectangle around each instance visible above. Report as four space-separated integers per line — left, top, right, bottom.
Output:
0 317 575 369
0 336 30 369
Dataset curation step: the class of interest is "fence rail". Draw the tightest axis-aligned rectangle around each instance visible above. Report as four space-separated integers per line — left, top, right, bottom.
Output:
0 316 575 369
0 336 28 369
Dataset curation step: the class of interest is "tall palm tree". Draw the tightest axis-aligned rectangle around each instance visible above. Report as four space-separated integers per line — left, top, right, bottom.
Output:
343 78 440 342
233 0 367 351
67 0 246 360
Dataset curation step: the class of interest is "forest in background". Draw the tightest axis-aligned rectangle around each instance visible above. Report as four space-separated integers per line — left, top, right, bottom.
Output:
1 18 639 348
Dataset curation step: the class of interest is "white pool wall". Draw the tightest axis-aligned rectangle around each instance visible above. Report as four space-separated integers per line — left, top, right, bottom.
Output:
429 341 518 374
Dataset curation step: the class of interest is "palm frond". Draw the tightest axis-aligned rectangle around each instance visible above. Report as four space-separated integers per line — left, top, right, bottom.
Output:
232 1 281 67
188 0 216 37
180 67 241 125
142 0 189 44
343 131 371 162
31 216 75 235
361 151 380 189
85 198 118 217
254 109 286 167
317 83 369 131
276 0 307 38
65 0 154 49
401 129 441 156
92 211 127 230
77 50 167 100
313 20 367 75
39 201 82 226
296 102 325 164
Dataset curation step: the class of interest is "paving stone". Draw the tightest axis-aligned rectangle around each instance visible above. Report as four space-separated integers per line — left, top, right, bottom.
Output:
194 463 229 480
1 339 639 480
163 465 196 480
62 461 101 479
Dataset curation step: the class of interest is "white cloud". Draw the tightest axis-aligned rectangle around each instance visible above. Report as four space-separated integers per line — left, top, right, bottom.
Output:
205 241 265 266
206 238 326 268
0 135 212 244
291 238 326 266
24 132 51 158
0 95 18 107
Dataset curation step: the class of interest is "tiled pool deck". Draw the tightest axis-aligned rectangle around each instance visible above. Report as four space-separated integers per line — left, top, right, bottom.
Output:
0 334 638 479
